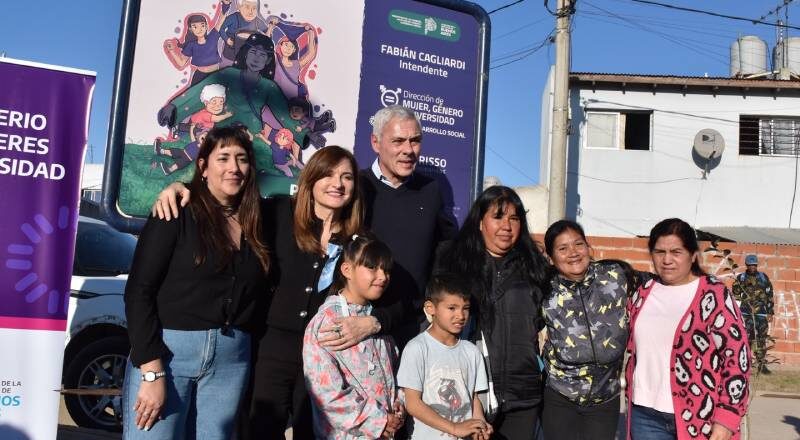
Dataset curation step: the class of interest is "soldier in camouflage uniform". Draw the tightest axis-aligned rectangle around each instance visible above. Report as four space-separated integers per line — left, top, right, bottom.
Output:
732 254 774 372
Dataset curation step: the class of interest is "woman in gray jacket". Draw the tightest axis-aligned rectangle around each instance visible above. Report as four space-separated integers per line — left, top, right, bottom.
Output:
541 220 646 440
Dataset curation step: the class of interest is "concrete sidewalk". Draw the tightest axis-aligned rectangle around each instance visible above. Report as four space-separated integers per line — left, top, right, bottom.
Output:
744 391 800 439
58 392 800 440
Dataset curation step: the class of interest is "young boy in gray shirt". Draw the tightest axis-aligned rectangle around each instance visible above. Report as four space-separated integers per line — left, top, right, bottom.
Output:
397 274 492 439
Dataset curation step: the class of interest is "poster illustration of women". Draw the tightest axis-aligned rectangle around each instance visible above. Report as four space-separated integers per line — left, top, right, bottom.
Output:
116 0 363 216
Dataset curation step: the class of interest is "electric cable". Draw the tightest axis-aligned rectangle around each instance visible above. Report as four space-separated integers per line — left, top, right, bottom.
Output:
493 17 550 41
790 151 799 226
625 0 800 31
578 2 731 67
489 0 526 14
490 30 555 69
487 145 539 184
759 0 795 21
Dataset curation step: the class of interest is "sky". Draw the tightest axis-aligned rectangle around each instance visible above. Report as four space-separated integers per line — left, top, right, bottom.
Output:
0 0 791 187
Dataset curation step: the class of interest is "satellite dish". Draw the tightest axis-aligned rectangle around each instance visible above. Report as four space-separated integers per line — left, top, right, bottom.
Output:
693 129 725 160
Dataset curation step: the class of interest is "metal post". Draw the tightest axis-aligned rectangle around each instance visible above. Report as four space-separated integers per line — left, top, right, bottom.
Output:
547 0 572 224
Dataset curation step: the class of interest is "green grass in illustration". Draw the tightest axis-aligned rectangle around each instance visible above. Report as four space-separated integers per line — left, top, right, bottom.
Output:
118 142 300 218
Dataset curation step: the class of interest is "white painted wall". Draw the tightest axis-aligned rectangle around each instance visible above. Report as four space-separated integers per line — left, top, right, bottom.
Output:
542 81 800 236
515 184 549 234
81 163 104 190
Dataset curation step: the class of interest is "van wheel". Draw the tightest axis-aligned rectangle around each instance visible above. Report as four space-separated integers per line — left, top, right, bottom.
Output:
63 336 128 431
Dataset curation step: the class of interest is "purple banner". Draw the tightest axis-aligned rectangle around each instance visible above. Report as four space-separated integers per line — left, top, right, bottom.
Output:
0 58 95 329
354 1 482 224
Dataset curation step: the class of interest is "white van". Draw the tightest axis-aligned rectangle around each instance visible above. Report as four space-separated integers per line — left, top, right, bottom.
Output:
63 216 136 431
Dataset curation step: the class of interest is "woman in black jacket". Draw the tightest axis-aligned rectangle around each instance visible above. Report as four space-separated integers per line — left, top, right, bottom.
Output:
245 145 364 439
437 186 549 440
153 146 365 439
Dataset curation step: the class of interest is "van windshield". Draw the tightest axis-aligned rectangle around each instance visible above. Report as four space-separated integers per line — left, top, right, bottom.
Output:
74 220 137 276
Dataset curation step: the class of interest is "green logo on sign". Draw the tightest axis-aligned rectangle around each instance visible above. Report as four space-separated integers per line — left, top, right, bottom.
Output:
388 9 460 42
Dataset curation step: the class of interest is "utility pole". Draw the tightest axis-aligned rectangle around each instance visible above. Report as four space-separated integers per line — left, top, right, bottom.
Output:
547 0 573 224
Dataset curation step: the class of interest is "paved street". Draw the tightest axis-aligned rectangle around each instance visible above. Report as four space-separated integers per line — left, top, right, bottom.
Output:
58 391 800 440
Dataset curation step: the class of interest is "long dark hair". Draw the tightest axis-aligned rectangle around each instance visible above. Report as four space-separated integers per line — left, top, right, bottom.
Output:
647 218 706 277
181 14 208 46
233 33 276 79
438 186 549 330
293 146 363 255
188 126 269 272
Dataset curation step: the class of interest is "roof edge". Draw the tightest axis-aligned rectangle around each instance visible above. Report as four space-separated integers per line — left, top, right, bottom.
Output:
570 72 800 90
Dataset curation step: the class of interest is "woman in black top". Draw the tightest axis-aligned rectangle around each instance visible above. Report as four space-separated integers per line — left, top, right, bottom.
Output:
123 127 270 439
246 146 364 439
437 186 549 440
152 146 365 439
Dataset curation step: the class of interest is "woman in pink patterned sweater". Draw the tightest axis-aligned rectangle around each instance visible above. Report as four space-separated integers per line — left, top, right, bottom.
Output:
303 234 405 439
625 218 750 440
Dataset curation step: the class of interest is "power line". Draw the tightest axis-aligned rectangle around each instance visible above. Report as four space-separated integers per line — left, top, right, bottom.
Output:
577 9 768 72
487 146 539 184
492 33 554 61
790 154 799 226
579 11 732 48
492 16 550 41
579 9 737 40
489 0 526 14
490 29 555 69
570 172 701 185
759 0 795 21
625 0 800 31
577 4 730 68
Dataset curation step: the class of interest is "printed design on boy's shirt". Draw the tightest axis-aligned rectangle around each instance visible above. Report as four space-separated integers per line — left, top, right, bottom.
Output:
424 365 471 423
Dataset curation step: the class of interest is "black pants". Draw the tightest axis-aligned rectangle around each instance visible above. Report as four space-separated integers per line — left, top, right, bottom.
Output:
189 69 211 86
491 406 542 440
240 328 313 440
542 387 620 440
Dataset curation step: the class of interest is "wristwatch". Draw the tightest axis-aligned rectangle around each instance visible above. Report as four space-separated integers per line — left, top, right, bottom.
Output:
141 371 167 382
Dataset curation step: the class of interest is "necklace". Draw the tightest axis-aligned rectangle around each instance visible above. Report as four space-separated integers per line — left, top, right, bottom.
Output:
221 205 237 218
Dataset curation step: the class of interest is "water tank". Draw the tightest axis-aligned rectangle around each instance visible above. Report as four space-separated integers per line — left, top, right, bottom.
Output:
730 36 768 77
786 37 800 76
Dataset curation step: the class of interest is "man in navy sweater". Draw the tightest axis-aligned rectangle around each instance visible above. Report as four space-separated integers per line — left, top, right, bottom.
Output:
319 105 457 350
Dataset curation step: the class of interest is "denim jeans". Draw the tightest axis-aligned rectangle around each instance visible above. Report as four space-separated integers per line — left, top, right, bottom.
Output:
122 328 251 440
630 404 677 440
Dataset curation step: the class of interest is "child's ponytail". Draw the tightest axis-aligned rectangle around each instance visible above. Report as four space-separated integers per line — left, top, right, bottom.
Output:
330 232 393 294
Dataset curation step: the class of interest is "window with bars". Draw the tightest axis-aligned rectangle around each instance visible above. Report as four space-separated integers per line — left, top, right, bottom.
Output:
739 115 800 156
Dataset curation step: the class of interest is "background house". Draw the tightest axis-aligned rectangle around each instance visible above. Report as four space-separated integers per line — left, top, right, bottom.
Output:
534 35 800 365
540 69 800 238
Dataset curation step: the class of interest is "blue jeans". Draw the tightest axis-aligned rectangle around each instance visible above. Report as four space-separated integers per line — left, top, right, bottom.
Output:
630 404 677 440
122 328 251 440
